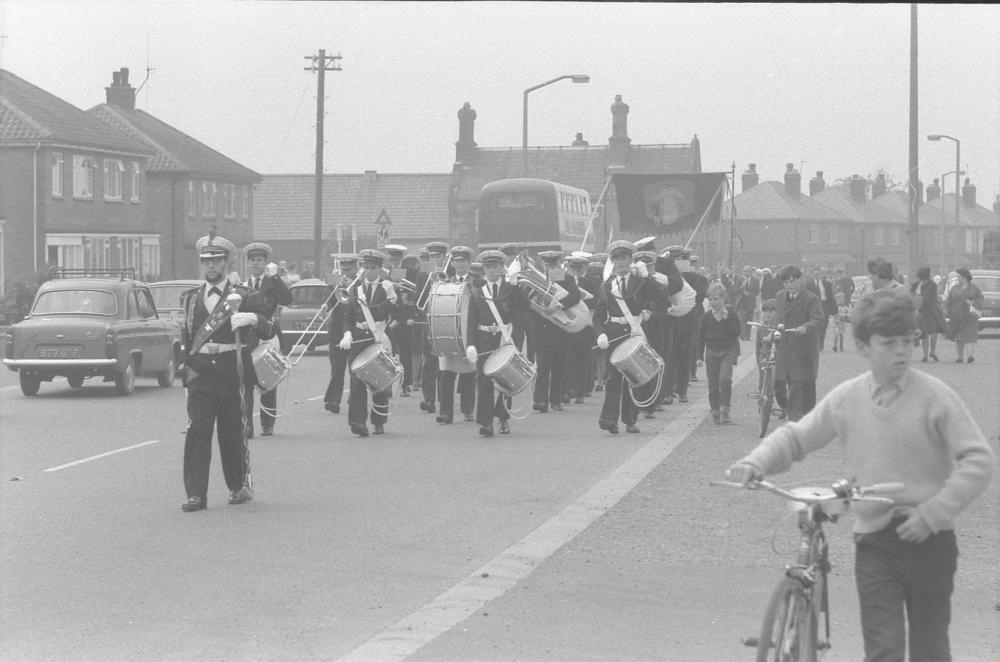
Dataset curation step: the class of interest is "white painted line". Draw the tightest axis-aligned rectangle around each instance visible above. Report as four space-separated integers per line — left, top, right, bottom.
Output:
337 354 759 662
306 395 325 402
43 440 161 472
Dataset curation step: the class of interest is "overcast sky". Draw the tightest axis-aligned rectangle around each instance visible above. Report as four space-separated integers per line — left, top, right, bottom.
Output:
3 1 998 201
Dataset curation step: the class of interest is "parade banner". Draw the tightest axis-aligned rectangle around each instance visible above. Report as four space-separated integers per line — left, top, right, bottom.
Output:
612 172 727 235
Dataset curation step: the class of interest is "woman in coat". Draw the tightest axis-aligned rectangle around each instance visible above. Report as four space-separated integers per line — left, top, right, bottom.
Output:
911 266 947 362
945 267 985 363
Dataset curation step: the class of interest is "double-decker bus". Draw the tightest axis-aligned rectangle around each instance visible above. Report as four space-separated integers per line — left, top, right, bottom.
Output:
477 178 595 253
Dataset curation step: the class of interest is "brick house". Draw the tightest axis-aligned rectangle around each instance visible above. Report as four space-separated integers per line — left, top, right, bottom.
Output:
1 68 155 294
89 68 261 279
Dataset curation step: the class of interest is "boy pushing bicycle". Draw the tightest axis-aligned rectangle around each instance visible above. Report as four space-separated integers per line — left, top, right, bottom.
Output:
727 288 993 662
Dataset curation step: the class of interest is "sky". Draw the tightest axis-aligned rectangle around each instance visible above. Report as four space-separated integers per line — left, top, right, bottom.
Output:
2 1 998 203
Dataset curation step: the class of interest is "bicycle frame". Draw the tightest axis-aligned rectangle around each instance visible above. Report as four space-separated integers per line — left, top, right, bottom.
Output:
749 323 782 437
787 501 833 651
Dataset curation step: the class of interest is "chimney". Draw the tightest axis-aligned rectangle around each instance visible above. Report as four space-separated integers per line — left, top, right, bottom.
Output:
741 163 759 192
608 95 631 165
809 171 825 196
872 173 887 199
105 67 136 110
783 163 801 198
363 170 377 185
961 178 976 207
849 174 867 203
926 178 941 202
571 132 589 147
455 102 477 164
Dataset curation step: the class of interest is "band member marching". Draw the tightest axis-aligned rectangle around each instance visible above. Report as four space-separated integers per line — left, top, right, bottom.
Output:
465 250 531 437
563 253 599 404
180 234 275 512
336 249 398 437
413 241 450 415
323 254 359 414
530 250 582 412
435 246 477 424
242 242 292 437
383 244 414 395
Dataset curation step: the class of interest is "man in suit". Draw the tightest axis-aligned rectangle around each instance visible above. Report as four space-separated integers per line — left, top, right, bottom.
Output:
335 249 398 437
435 246 477 424
180 234 275 512
774 265 825 421
806 267 838 350
242 242 292 437
465 250 531 437
323 254 359 414
528 250 582 413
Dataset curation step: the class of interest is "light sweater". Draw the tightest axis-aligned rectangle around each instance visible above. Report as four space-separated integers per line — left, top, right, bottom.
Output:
738 369 994 534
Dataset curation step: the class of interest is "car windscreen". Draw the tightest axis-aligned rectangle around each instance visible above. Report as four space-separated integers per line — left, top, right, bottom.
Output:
32 289 117 316
149 285 193 311
289 286 330 307
973 276 1000 293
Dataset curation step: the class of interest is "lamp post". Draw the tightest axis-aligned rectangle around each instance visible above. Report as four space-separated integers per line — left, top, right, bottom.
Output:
522 74 590 177
927 134 960 271
937 169 965 276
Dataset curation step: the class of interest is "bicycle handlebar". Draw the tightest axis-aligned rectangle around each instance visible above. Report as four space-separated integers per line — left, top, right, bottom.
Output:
711 479 903 505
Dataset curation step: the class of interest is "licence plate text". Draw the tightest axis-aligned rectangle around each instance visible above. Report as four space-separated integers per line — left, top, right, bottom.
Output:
38 345 84 359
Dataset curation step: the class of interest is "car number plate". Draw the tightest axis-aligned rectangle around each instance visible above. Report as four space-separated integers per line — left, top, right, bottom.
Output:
38 345 84 359
294 321 308 330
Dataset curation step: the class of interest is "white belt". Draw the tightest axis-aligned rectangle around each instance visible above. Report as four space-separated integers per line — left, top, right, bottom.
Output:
198 342 237 355
608 316 629 324
356 321 386 332
477 323 512 334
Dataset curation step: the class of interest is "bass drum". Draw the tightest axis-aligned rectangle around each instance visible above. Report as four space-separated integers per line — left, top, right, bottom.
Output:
609 336 663 388
350 343 402 393
427 282 469 358
483 344 535 397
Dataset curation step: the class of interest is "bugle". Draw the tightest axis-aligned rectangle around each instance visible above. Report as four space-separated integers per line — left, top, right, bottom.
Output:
515 263 592 333
416 253 453 311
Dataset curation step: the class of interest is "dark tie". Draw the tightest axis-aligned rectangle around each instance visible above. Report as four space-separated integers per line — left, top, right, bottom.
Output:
254 277 261 291
364 283 373 301
209 287 222 297
492 283 499 299
618 276 626 294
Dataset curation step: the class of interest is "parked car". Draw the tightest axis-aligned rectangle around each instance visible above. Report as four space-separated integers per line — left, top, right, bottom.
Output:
970 269 1000 334
274 278 333 352
148 279 201 327
3 270 182 395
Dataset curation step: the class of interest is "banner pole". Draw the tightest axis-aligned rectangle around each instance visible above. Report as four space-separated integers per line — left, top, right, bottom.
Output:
682 178 725 251
580 176 613 252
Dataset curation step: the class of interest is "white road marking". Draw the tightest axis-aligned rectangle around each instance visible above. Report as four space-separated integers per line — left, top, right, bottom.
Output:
337 354 758 662
306 395 325 402
43 440 161 472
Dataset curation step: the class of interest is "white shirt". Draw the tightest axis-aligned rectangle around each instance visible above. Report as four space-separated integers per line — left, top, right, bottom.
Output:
203 281 224 310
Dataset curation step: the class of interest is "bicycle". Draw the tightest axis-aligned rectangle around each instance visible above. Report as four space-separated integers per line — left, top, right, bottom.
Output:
714 477 903 662
748 322 783 437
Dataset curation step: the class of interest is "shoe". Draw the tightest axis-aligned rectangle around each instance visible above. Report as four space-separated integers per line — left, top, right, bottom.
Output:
663 395 674 405
574 397 584 404
967 356 974 363
436 415 453 424
655 404 664 412
689 374 698 382
373 424 385 435
419 401 435 413
533 402 548 413
930 354 939 362
711 410 721 425
324 403 340 414
550 403 563 411
721 410 732 425
598 419 619 435
181 496 206 512
464 413 474 422
228 487 253 505
595 384 604 392
626 424 640 434
499 420 510 434
921 356 928 362
678 394 688 403
645 411 655 419
562 396 571 404
261 426 274 436
350 423 370 437
479 425 494 438
400 388 411 398
956 357 964 363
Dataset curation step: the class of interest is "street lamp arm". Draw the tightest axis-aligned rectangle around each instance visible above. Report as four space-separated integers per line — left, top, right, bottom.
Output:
523 74 590 95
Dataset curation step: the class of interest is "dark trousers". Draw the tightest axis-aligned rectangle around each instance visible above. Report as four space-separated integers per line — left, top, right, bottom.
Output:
324 347 349 406
600 358 638 425
476 355 510 425
817 314 830 350
243 384 277 430
689 312 703 379
347 342 388 427
855 520 957 662
420 343 438 405
391 324 413 388
665 331 693 398
786 379 816 421
183 386 247 498
759 370 789 411
705 346 738 411
439 369 475 419
565 327 595 398
533 339 568 406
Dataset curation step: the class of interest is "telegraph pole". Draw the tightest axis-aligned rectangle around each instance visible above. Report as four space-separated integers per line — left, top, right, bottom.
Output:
304 49 342 274
907 5 920 282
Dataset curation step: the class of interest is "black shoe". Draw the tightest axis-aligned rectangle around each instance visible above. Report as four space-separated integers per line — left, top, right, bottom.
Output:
550 403 563 411
419 401 435 413
663 395 674 405
261 426 274 436
921 356 928 362
464 413 475 422
351 423 370 437
598 419 619 435
181 496 206 512
533 402 548 413
325 403 340 414
373 424 385 435
956 357 964 363
678 394 688 403
930 354 939 362
499 420 511 434
562 396 571 404
228 487 253 505
967 356 974 363
479 425 494 438
625 424 640 434
595 384 604 392
436 415 453 424
400 386 410 397
574 397 585 404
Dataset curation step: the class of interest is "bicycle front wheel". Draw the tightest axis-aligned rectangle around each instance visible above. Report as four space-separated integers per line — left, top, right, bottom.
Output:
755 577 818 662
758 367 775 437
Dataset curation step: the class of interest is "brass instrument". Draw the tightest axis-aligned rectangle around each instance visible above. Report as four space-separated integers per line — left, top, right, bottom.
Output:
515 263 592 333
416 253 453 311
382 267 417 294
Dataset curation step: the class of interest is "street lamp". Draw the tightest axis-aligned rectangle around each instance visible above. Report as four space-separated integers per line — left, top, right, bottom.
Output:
927 134 961 270
936 169 965 276
522 74 590 176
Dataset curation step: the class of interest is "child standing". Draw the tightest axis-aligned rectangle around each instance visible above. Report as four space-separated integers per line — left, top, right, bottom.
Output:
697 282 742 424
727 289 993 662
833 291 850 352
755 299 788 418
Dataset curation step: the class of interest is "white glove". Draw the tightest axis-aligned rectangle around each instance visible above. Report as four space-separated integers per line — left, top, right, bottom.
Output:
266 262 279 277
338 331 353 350
465 345 478 363
381 279 398 303
230 312 257 330
597 333 609 350
406 318 415 327
641 309 652 322
228 271 242 286
634 262 649 277
506 272 518 284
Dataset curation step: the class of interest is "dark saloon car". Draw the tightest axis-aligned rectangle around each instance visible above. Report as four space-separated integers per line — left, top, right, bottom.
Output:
148 279 201 327
274 278 333 352
970 269 1000 333
3 272 181 395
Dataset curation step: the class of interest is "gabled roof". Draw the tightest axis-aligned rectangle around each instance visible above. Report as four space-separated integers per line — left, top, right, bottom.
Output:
734 181 849 221
926 193 1000 227
813 186 910 225
872 190 963 227
88 103 259 182
254 173 451 240
0 69 151 155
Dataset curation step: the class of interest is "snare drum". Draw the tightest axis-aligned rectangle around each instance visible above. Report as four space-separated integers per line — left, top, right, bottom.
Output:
609 336 663 387
427 282 469 357
251 338 289 391
483 344 535 397
350 343 402 393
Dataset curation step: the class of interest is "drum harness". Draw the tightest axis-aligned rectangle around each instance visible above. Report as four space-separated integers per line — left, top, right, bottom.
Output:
483 284 535 420
611 278 664 410
355 282 404 418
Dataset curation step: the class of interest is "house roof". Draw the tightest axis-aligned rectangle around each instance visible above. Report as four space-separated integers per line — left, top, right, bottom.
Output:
254 172 452 241
734 181 850 221
813 186 910 225
926 193 999 227
88 103 259 182
872 190 972 227
0 69 151 155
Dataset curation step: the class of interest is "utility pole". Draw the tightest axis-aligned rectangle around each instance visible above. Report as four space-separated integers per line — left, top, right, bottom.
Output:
304 49 342 275
907 4 920 282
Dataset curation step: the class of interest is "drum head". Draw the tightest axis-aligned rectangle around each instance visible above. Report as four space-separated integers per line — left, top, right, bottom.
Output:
483 344 515 374
610 335 642 363
350 343 381 371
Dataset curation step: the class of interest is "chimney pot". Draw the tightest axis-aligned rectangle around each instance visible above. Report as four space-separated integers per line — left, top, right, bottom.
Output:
784 164 801 199
120 67 129 85
961 178 976 208
926 178 941 202
809 171 826 196
455 102 477 164
741 163 759 192
849 174 867 203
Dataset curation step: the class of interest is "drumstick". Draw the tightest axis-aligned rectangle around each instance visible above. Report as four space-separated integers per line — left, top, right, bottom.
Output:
591 333 631 350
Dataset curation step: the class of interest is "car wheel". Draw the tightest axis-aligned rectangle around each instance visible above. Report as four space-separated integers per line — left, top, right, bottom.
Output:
157 353 176 388
67 375 85 388
19 371 41 396
115 357 136 395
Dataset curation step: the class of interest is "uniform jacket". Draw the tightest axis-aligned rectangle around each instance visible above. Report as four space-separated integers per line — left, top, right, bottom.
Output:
527 273 583 345
246 273 292 319
774 288 824 381
467 278 530 354
806 278 837 317
340 277 397 344
593 271 661 349
671 270 709 333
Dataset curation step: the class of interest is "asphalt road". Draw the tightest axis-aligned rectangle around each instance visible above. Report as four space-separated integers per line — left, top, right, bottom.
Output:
1 335 997 662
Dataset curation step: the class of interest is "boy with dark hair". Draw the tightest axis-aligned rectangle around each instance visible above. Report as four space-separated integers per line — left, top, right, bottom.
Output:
755 298 788 417
727 288 994 662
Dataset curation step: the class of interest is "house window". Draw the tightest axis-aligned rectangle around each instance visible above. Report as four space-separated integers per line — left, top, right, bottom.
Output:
129 163 141 202
809 225 820 244
224 184 236 218
72 155 95 198
874 227 885 246
889 226 901 246
187 181 197 217
827 225 838 243
965 229 976 255
141 239 161 280
241 185 250 219
103 159 124 200
201 181 217 217
51 152 64 197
